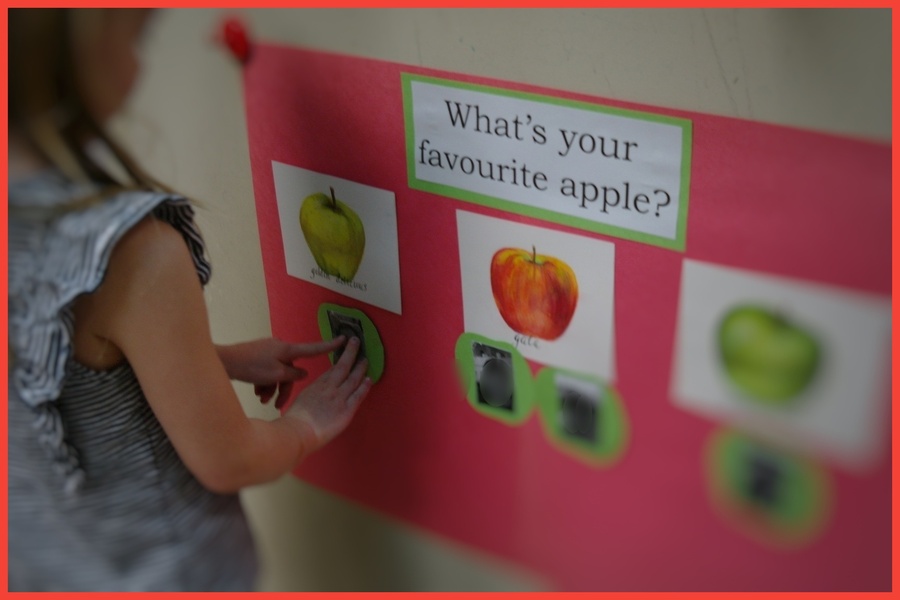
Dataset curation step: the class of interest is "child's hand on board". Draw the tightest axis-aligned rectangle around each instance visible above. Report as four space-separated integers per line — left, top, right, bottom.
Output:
216 337 346 408
283 336 373 450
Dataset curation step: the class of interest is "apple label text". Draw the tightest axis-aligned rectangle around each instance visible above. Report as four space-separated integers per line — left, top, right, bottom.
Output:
514 334 540 350
405 74 692 250
309 267 369 292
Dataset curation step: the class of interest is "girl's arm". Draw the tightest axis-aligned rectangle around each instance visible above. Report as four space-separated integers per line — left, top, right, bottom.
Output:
78 216 371 493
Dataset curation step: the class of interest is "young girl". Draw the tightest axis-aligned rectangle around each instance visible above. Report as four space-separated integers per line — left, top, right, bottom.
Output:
8 9 372 591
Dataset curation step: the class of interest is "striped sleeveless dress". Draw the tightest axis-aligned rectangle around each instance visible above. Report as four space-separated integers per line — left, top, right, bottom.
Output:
8 171 259 591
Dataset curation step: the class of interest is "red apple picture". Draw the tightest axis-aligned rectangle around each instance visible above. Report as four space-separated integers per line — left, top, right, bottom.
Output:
490 246 579 341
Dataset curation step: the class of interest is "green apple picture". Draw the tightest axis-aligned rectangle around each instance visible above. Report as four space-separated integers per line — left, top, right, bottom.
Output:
717 305 821 404
299 187 366 281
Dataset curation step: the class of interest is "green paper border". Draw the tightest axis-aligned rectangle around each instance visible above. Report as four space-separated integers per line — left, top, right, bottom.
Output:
402 72 692 251
704 428 832 548
317 302 385 383
454 332 535 426
535 367 629 467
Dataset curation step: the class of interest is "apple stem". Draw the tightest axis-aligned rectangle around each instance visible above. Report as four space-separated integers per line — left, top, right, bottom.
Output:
532 245 536 263
329 187 337 210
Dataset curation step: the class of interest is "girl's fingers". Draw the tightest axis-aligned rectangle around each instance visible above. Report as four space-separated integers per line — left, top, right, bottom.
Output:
273 380 294 410
255 383 275 404
338 359 369 398
346 377 373 409
327 337 360 383
285 337 346 359
282 364 308 381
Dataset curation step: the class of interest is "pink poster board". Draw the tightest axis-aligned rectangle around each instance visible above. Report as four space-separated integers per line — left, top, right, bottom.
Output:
243 42 890 590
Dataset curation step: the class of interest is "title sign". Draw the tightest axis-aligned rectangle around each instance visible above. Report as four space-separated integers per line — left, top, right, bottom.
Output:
403 74 692 250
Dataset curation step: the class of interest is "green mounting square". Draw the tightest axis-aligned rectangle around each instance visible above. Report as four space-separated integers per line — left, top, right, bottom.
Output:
535 367 628 467
454 332 535 426
705 428 832 548
317 303 385 383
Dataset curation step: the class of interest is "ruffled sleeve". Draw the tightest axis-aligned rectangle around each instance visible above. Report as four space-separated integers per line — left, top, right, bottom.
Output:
8 184 212 494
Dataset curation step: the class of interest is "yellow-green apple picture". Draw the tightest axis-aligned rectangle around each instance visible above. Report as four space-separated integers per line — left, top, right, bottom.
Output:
490 246 579 341
717 305 821 404
299 187 366 281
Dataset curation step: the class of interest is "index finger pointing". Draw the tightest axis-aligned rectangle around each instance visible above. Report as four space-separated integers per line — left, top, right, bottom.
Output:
284 337 346 360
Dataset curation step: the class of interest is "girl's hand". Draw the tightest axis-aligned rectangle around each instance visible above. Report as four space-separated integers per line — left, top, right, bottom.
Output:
216 337 346 409
92 217 368 491
284 336 373 450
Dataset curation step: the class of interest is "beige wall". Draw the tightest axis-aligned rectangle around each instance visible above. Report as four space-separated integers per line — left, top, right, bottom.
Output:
114 8 890 591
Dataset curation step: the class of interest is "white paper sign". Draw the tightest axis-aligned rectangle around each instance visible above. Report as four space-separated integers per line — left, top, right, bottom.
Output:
404 74 692 249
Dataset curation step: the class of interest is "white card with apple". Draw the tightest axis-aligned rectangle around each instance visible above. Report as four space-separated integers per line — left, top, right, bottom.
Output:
272 161 402 314
456 210 616 380
672 259 891 471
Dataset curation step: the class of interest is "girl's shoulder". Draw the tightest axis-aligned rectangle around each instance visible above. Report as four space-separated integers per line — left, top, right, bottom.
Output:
9 169 212 405
9 170 211 290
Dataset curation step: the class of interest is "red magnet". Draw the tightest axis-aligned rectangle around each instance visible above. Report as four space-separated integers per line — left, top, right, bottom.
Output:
219 16 251 64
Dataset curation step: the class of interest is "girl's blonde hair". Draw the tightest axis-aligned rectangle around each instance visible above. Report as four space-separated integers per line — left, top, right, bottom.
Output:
9 9 173 202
